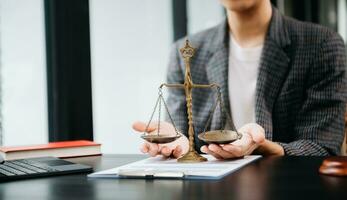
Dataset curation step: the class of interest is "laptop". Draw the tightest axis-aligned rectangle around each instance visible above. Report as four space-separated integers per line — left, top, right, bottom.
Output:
0 156 93 181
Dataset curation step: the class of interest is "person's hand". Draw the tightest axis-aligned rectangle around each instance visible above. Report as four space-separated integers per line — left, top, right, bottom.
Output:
200 123 265 159
132 121 189 158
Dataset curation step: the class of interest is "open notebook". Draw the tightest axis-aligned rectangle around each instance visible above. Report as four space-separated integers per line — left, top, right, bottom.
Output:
88 155 261 180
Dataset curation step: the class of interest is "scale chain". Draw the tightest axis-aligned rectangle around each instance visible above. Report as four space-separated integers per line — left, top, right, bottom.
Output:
202 87 241 137
144 94 161 135
157 94 161 136
218 88 224 131
203 88 221 133
160 94 180 136
144 88 181 137
217 88 240 136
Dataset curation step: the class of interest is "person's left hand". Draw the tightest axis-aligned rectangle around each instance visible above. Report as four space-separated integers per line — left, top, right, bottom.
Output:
200 123 265 159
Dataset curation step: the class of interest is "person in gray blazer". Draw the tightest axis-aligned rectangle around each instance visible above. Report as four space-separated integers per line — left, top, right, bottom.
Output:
133 0 347 158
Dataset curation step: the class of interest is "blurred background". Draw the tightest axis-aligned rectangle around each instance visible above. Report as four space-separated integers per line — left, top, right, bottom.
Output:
0 0 346 154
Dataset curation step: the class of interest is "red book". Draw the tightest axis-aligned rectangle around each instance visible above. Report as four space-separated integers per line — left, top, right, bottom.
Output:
0 140 102 160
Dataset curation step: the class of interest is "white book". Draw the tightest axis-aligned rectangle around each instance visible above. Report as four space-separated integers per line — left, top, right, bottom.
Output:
88 155 261 180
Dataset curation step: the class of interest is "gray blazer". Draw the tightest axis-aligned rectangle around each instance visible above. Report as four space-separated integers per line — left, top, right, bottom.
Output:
166 8 347 155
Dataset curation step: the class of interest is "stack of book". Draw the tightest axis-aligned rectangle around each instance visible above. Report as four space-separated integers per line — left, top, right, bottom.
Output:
0 140 101 160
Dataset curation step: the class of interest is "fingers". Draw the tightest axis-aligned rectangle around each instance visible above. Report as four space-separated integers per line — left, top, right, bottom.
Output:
141 143 183 158
159 145 182 158
160 146 173 157
244 143 259 155
140 143 159 157
135 121 187 158
222 144 243 157
200 145 223 159
132 121 156 133
248 124 265 144
231 133 254 147
229 133 258 156
172 145 182 158
140 143 149 153
238 123 265 144
147 143 160 157
201 144 248 159
208 144 236 159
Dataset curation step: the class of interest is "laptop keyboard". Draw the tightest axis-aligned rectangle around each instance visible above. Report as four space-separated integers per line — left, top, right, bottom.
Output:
0 159 59 176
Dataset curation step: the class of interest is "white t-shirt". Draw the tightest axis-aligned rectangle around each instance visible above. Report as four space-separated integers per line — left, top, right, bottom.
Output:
228 35 263 129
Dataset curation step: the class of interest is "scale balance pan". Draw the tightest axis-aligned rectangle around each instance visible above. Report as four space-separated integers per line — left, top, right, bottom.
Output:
198 130 242 144
141 134 182 144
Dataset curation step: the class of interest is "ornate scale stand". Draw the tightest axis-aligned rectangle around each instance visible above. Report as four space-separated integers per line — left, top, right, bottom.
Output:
141 40 242 163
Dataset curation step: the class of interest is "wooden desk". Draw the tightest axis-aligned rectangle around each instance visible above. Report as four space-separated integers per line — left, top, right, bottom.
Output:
0 155 346 200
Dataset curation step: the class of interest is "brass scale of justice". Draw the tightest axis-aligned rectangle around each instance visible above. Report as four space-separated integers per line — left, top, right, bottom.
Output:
141 40 242 163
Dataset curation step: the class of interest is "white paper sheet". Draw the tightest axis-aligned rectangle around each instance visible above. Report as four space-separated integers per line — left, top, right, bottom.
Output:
88 155 261 180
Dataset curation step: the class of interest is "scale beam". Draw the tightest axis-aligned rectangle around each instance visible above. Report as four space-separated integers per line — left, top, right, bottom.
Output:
192 83 220 89
159 83 184 89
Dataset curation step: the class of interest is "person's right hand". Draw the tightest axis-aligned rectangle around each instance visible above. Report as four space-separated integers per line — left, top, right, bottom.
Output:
132 121 189 158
